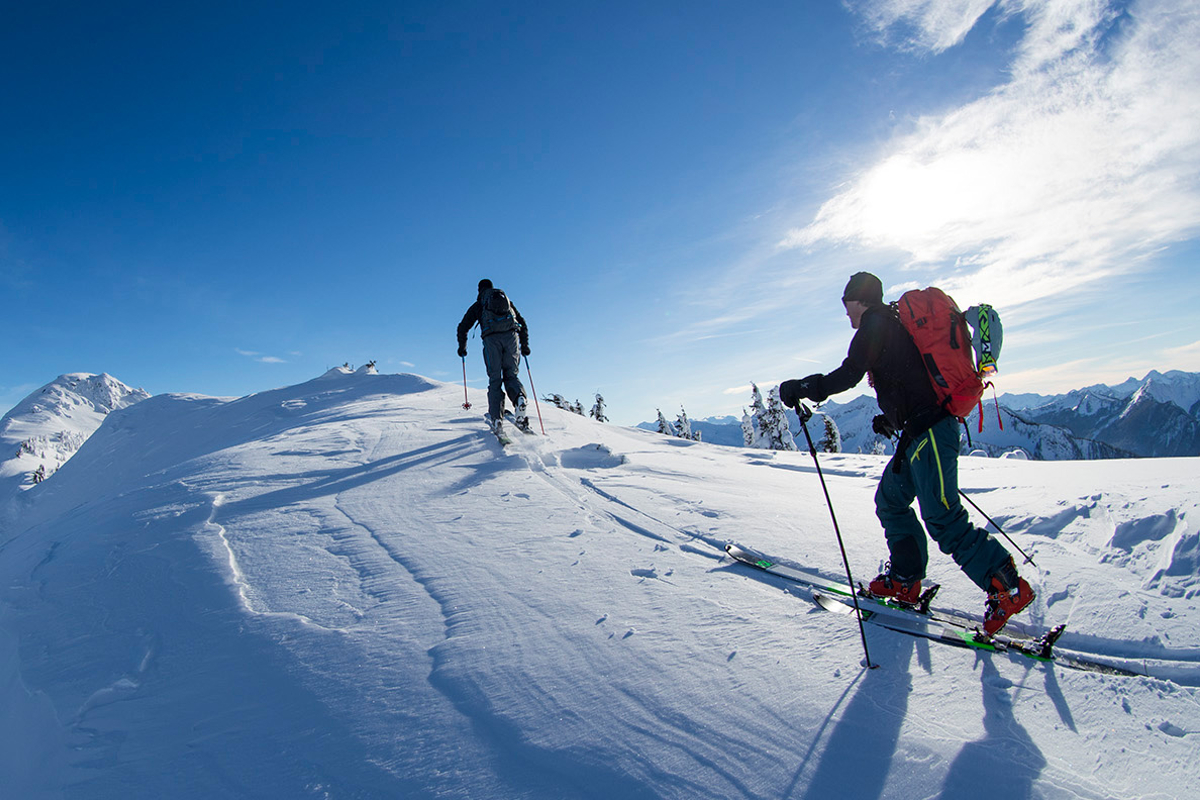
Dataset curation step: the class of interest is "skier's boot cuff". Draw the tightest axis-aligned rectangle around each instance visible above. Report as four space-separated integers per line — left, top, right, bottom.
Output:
983 564 1035 636
867 570 922 605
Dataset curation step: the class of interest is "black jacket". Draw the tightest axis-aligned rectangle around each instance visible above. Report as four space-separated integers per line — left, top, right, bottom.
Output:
809 304 944 436
457 295 529 349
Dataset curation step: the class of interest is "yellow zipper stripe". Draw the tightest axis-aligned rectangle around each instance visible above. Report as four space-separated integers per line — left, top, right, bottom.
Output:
928 429 949 508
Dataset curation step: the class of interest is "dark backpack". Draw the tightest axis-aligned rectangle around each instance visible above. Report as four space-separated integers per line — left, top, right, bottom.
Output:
479 287 516 335
895 287 998 420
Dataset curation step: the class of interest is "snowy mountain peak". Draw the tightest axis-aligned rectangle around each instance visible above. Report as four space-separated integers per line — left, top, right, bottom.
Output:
0 373 149 509
4 372 149 422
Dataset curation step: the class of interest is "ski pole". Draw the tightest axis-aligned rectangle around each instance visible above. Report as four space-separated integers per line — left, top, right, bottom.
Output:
794 402 877 670
460 357 472 410
959 489 1036 566
523 356 546 434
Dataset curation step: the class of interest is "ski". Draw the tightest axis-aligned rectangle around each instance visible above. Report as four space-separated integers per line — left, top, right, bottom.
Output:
725 542 1147 677
811 590 1141 677
724 543 1022 637
727 542 1037 644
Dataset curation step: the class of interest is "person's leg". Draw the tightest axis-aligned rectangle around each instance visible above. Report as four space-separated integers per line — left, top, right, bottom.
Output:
907 417 1011 590
874 452 928 583
499 334 525 409
482 336 505 421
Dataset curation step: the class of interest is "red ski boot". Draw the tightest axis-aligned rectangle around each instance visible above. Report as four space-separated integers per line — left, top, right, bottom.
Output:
983 559 1035 636
866 569 922 606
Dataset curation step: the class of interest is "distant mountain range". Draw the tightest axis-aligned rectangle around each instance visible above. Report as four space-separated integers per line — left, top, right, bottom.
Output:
641 370 1200 460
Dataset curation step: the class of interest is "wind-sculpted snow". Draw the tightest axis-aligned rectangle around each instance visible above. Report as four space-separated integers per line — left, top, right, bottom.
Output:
1 369 1199 798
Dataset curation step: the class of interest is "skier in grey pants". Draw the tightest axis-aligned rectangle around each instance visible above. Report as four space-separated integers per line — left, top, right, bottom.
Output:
457 279 530 427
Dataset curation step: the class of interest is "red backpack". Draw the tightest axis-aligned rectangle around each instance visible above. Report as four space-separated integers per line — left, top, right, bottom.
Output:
895 287 986 420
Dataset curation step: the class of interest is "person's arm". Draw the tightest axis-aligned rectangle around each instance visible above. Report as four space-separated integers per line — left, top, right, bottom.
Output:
457 302 481 353
512 305 530 353
781 311 886 404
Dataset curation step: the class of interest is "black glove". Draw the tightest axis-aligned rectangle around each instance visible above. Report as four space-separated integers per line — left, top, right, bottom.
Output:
779 375 820 409
520 345 531 357
457 345 468 358
872 414 897 439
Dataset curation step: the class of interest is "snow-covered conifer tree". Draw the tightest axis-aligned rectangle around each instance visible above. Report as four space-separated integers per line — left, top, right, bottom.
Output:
819 413 841 453
741 409 755 447
590 393 608 423
763 388 798 451
675 407 692 440
655 409 674 436
749 384 768 448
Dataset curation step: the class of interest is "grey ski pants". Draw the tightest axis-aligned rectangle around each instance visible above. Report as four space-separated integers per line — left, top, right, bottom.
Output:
482 332 525 421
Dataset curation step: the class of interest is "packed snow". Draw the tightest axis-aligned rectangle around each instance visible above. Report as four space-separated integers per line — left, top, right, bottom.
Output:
1 368 1198 798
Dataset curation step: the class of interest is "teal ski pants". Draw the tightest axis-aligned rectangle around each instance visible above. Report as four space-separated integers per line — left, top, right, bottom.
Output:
874 416 1011 591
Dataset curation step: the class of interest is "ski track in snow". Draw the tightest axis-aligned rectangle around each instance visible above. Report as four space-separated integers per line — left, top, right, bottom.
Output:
2 370 1199 799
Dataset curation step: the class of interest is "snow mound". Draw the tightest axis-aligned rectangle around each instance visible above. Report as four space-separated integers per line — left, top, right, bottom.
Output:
559 443 625 469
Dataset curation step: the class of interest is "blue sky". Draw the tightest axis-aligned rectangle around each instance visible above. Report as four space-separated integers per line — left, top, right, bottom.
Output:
3 0 1198 425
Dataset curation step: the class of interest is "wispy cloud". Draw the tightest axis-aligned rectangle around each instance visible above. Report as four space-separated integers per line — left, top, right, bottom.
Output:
236 349 287 364
1161 339 1200 367
785 0 1200 312
844 0 1002 54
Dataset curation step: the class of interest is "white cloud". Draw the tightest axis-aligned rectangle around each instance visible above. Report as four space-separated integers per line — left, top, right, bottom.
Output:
236 349 287 364
845 0 1002 53
786 0 1200 313
1161 340 1200 369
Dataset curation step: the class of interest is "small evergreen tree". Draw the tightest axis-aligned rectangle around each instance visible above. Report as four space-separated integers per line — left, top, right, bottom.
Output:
570 399 585 416
749 384 768 448
590 393 608 423
819 413 842 454
655 409 674 436
762 387 798 451
674 407 701 441
675 406 692 440
741 409 756 447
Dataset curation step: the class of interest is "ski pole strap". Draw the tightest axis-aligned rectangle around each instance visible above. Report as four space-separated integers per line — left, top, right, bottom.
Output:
975 382 1002 433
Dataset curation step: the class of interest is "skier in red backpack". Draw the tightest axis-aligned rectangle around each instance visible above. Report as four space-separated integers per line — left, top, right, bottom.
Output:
779 272 1033 635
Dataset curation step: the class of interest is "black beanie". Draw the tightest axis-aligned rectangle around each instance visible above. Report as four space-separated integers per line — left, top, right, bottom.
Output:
478 279 493 292
842 272 883 305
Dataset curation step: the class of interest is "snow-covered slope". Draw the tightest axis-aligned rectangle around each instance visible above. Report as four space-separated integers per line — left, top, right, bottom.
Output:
0 373 149 524
2 369 1198 798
